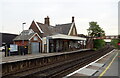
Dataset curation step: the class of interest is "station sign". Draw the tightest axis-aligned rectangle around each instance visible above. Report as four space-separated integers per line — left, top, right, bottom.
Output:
10 44 18 52
118 43 120 46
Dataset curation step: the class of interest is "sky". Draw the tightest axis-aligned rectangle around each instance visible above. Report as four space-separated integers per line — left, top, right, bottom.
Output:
0 0 119 35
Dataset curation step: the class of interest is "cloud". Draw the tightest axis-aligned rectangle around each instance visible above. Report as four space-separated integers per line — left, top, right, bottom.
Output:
1 0 119 35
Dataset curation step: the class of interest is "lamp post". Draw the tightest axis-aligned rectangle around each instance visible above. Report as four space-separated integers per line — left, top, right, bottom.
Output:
22 22 26 55
22 23 26 45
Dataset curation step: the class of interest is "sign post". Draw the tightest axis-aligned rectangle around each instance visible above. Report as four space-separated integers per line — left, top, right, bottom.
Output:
118 42 120 50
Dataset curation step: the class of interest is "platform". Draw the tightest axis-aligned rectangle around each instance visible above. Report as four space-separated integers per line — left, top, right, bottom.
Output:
1 49 90 64
95 49 119 77
65 49 119 77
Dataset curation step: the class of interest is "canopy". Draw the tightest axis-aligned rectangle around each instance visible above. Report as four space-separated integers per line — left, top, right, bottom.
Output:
47 34 86 41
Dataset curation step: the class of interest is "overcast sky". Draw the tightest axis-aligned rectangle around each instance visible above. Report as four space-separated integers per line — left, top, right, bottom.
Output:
0 0 119 35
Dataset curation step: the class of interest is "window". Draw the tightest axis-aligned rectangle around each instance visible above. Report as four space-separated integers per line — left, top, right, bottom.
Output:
33 36 38 41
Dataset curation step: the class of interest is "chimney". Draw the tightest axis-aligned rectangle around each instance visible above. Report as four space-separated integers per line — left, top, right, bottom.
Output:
72 16 74 23
44 16 50 25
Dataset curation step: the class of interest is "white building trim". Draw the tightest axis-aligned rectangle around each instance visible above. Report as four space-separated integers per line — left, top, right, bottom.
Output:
68 22 75 35
42 37 46 52
29 33 42 41
34 20 44 33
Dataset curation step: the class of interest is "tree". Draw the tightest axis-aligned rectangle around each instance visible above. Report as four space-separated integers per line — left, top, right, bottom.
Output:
87 22 105 37
87 21 106 49
94 39 105 49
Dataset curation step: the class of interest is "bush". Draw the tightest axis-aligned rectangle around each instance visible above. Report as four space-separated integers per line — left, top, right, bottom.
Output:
110 39 119 48
94 39 105 49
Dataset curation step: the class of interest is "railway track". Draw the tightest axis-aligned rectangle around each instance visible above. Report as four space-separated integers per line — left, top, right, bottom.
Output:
32 46 113 78
54 46 114 77
2 46 114 78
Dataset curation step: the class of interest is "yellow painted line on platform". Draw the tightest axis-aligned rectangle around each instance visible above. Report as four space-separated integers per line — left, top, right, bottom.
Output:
98 52 118 78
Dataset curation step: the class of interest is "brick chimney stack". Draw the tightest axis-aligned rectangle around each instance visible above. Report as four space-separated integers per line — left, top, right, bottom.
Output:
72 16 74 23
44 16 50 25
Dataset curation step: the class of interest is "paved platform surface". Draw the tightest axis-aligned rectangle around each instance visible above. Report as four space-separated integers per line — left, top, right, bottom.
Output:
77 68 97 76
1 49 90 64
65 49 119 78
95 49 119 77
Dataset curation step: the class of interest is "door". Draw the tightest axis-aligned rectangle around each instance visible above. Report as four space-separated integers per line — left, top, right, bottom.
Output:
31 42 40 54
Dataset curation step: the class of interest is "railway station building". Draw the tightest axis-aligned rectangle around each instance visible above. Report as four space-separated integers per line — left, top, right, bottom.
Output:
13 16 87 54
29 16 87 53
